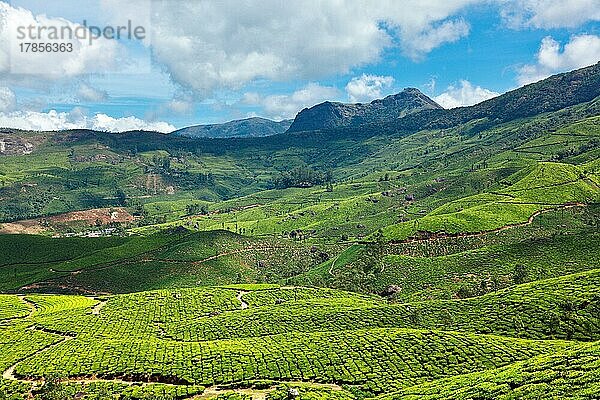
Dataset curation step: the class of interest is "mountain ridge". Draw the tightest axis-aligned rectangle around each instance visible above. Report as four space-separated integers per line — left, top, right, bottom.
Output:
286 62 600 136
386 62 600 133
287 88 443 132
172 117 292 139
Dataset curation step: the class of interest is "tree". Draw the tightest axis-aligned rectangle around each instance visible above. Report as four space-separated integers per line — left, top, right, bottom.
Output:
34 376 72 400
360 229 387 274
115 188 127 206
273 166 333 189
512 263 528 284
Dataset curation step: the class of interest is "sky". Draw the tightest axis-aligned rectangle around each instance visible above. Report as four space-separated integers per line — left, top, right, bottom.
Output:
0 0 599 132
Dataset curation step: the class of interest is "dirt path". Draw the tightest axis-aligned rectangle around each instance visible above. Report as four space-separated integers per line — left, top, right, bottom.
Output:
390 203 586 245
2 296 74 382
2 335 74 381
328 252 342 277
194 382 344 400
46 245 285 279
26 240 306 293
19 232 200 292
326 203 587 276
3 294 346 393
90 298 107 315
19 295 37 319
237 291 249 310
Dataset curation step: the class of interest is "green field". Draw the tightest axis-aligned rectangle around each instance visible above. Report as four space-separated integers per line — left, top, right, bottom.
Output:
0 66 599 399
0 270 597 399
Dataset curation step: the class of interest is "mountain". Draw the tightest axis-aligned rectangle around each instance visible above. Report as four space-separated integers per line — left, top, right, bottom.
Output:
287 88 442 132
288 63 600 136
389 62 600 132
172 117 292 139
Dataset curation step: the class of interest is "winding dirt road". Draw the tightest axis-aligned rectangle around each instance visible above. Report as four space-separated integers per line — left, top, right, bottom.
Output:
237 290 249 309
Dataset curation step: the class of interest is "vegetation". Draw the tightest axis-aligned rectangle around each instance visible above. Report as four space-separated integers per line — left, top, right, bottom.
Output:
0 281 587 398
0 66 599 398
380 341 600 400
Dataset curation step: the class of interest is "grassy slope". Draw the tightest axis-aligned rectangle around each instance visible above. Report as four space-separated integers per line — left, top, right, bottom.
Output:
0 96 597 237
291 205 600 298
0 102 598 299
381 162 599 241
171 269 600 342
0 230 339 293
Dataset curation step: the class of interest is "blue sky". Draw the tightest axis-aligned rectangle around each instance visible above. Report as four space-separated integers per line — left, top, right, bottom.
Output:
0 0 599 132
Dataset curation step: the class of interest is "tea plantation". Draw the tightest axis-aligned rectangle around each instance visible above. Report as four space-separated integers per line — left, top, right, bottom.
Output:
1 66 600 399
1 272 598 399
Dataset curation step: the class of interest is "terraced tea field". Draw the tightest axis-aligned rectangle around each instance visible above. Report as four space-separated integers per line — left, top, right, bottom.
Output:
1 270 599 399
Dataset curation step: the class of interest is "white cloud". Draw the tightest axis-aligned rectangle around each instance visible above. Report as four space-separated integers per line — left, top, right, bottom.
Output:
0 86 16 111
346 74 395 103
402 19 470 60
100 0 478 97
517 35 600 85
242 83 341 120
0 2 122 78
77 83 108 102
90 113 174 132
0 108 174 132
501 0 600 29
434 80 499 108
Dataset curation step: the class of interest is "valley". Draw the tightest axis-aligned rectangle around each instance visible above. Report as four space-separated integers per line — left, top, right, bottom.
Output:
0 64 599 399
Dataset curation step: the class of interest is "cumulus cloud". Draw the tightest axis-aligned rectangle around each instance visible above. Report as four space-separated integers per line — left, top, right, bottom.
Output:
90 113 174 132
0 2 121 78
402 19 470 60
517 35 600 85
0 108 174 132
346 74 395 103
501 0 600 29
0 86 16 111
98 0 478 97
242 83 340 120
434 80 499 108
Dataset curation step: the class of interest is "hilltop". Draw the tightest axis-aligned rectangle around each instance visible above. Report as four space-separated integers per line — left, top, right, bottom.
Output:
287 88 442 132
172 117 292 139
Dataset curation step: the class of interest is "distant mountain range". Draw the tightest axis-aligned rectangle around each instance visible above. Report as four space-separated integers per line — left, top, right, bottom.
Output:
167 62 599 139
1 63 599 224
287 88 442 132
172 117 292 139
386 62 600 132
172 88 443 138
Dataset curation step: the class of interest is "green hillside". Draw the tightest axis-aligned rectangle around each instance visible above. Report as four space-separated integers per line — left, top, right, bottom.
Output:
379 341 600 400
0 66 599 399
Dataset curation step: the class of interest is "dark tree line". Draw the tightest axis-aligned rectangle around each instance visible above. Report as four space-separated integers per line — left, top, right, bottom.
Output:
273 166 333 189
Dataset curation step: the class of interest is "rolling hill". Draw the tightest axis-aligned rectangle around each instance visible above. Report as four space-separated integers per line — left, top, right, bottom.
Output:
0 64 599 399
